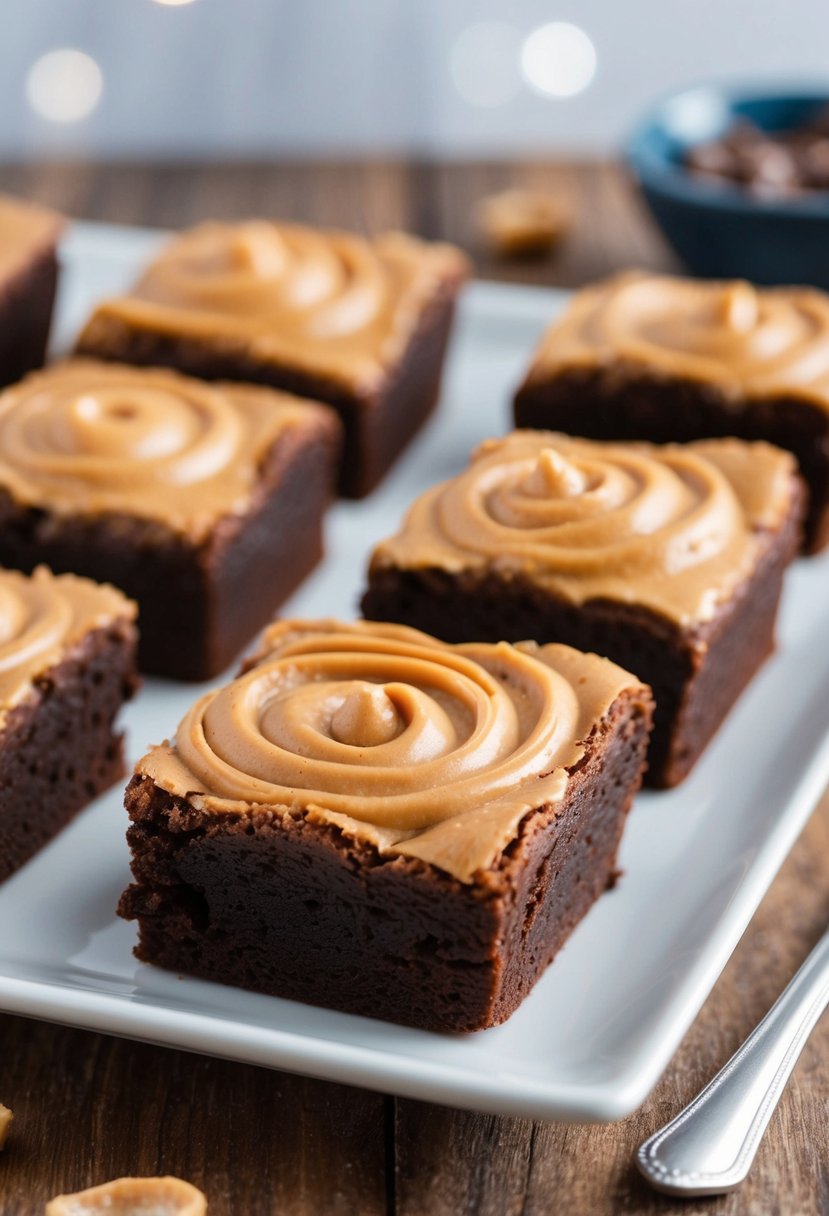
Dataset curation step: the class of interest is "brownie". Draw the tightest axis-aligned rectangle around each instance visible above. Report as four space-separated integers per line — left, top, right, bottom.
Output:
0 193 63 388
118 620 653 1032
362 431 803 788
513 272 829 552
75 221 469 498
0 566 137 883
0 359 341 681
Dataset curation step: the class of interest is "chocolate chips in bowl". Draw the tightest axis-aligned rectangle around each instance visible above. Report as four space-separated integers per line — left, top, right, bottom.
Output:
685 108 829 199
626 86 829 287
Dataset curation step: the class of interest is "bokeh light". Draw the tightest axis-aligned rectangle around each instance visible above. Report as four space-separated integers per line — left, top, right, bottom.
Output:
520 22 597 99
25 49 103 123
450 22 522 109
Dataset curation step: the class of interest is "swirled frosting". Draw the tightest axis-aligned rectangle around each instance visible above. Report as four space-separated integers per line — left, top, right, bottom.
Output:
369 431 798 626
0 566 134 718
138 619 645 882
524 271 829 404
78 222 469 393
0 359 333 540
0 192 62 279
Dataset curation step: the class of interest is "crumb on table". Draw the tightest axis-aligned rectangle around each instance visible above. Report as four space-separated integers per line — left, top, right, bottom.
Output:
477 188 570 258
45 1175 207 1215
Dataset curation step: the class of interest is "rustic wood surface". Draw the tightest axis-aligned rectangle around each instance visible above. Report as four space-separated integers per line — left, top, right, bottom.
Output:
0 160 826 1216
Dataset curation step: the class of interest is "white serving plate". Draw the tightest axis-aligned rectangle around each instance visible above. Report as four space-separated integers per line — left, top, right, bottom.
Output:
0 220 827 1123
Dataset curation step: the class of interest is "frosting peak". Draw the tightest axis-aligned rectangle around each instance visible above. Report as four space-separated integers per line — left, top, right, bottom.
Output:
222 221 289 280
521 447 587 501
720 281 759 333
526 271 829 401
328 683 404 748
370 431 797 625
138 619 643 882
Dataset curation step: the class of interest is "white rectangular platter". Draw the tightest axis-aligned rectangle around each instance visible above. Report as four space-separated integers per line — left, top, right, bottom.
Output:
1 220 828 1122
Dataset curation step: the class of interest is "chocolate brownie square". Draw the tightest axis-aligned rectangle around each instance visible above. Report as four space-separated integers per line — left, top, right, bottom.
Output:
0 566 137 883
118 619 653 1032
514 272 829 551
0 359 340 680
363 430 803 787
75 221 469 498
0 193 63 388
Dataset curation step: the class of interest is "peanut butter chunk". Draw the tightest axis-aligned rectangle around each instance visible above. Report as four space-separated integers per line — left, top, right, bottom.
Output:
45 1175 206 1215
478 188 569 258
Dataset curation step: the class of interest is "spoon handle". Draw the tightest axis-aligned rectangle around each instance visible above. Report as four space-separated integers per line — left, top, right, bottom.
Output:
637 926 829 1196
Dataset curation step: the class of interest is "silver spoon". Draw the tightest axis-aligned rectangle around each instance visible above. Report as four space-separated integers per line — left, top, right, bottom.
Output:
636 922 829 1196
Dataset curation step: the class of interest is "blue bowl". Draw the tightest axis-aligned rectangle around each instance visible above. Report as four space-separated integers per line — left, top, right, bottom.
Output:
626 83 829 286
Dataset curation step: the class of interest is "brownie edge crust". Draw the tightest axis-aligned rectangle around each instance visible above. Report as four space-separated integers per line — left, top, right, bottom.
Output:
118 688 652 1034
0 619 138 882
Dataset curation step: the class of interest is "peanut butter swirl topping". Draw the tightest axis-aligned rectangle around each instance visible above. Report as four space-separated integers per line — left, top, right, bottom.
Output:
525 271 829 404
370 431 797 626
139 620 642 883
79 221 469 392
0 566 134 717
0 359 328 540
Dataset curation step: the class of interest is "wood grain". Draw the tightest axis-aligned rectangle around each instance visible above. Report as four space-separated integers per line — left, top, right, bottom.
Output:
0 1016 387 1214
0 158 680 288
0 160 826 1216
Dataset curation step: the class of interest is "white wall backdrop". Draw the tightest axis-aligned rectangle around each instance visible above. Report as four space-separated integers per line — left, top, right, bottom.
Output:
3 0 829 158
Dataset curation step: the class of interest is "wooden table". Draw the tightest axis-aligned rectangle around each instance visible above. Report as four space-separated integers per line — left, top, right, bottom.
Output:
0 160 827 1216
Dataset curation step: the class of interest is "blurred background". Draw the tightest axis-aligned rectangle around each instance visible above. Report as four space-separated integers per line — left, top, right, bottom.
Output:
4 0 829 290
3 0 827 159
